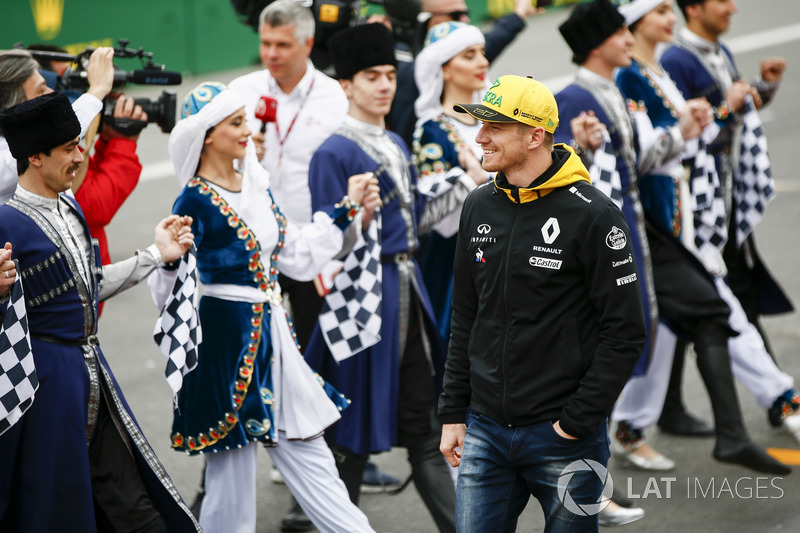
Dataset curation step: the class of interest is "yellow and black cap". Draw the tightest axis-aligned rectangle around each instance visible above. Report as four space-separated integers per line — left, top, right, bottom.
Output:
454 75 559 134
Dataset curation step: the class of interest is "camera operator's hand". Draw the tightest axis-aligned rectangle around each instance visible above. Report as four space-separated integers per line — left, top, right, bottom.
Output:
515 0 546 20
102 95 148 141
86 47 115 101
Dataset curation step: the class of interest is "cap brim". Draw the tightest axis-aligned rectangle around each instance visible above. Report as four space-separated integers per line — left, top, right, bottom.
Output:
453 103 516 123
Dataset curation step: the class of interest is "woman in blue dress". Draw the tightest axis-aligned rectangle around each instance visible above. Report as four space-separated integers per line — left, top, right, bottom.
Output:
153 82 379 533
412 21 491 341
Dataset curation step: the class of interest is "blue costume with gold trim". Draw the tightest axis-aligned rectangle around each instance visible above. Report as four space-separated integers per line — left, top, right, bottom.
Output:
616 59 684 238
305 128 447 456
0 195 199 533
661 36 793 318
413 116 464 341
166 178 349 455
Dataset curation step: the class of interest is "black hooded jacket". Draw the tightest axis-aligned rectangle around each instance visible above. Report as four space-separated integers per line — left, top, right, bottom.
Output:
438 146 647 438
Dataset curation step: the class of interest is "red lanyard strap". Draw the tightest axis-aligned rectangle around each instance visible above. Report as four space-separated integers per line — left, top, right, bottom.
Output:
274 75 316 147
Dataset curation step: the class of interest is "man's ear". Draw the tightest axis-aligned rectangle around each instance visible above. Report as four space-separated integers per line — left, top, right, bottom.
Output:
304 37 315 57
685 3 702 21
27 153 44 168
528 126 545 150
339 78 352 98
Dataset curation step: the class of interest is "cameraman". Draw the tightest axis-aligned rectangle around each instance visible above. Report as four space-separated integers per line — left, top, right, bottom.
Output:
73 93 147 267
0 47 114 203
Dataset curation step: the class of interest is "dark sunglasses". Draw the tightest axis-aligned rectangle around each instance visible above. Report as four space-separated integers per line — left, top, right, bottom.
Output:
431 9 470 20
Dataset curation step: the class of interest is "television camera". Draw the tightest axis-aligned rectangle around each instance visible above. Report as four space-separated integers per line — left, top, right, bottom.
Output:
20 39 182 134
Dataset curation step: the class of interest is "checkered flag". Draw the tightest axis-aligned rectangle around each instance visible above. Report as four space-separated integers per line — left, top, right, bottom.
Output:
734 96 775 247
153 248 202 404
589 132 623 210
417 167 462 199
689 136 728 255
0 260 37 436
318 214 382 363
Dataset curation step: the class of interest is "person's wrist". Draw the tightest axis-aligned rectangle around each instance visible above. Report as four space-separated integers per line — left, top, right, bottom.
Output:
336 196 361 221
569 139 587 158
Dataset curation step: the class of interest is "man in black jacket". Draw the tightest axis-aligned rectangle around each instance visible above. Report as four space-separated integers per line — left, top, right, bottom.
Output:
438 75 647 532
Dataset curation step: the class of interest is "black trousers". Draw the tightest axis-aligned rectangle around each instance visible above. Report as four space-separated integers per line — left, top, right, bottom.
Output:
331 293 436 500
647 227 732 340
329 291 456 532
89 387 167 533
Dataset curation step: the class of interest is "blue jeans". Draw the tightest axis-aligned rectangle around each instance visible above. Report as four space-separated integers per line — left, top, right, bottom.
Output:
456 413 610 533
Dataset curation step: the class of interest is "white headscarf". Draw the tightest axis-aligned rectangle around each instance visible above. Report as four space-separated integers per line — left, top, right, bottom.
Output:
617 0 665 26
168 85 269 225
414 22 486 128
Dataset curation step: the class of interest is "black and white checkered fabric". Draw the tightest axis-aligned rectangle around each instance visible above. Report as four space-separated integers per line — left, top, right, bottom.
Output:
735 97 775 247
153 248 201 403
689 137 728 255
319 214 382 363
417 167 463 198
0 260 36 436
589 132 623 210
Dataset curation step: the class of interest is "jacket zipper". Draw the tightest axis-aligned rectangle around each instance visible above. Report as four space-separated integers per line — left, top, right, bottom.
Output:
501 193 521 426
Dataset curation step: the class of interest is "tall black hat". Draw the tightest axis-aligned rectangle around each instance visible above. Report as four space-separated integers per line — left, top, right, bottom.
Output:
559 0 626 60
0 92 79 160
329 23 397 80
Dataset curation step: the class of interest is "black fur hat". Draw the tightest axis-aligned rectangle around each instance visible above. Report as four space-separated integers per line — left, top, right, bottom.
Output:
329 23 397 80
0 92 80 160
559 0 626 60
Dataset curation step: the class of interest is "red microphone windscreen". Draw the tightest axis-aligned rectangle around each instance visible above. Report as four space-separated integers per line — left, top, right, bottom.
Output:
255 96 277 123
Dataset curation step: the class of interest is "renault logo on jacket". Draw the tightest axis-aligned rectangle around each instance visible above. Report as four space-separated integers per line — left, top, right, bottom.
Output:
541 218 560 244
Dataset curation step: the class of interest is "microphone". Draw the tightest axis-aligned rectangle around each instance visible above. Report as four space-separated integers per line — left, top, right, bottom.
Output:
126 69 182 85
64 68 182 88
255 96 278 133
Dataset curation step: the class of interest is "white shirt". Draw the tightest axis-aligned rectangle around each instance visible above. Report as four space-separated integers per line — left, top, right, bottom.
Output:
12 184 161 302
0 93 102 205
229 61 349 226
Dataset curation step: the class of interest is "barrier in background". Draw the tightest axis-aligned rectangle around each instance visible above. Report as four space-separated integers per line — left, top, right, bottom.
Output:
3 0 584 75
3 0 258 75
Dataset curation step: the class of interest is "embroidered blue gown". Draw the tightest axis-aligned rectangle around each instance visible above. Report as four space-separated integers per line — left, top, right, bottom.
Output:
617 59 685 238
413 115 483 342
161 178 350 455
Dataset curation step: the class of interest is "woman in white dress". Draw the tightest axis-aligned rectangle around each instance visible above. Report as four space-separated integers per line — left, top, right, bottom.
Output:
152 82 380 533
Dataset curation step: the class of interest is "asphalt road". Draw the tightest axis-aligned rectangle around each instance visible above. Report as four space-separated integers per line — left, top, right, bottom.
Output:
94 1 800 531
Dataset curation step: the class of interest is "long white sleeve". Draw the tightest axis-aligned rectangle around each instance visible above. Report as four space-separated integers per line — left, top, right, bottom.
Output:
277 212 344 282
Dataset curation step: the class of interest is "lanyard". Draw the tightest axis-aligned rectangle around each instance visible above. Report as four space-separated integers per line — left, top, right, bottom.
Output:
274 74 316 169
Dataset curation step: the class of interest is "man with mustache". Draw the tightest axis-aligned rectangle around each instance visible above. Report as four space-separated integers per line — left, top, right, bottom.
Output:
0 91 198 533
